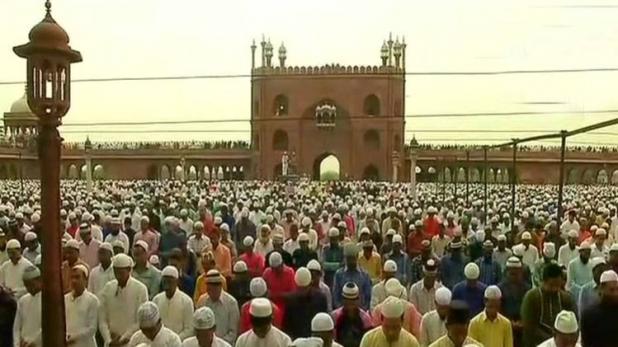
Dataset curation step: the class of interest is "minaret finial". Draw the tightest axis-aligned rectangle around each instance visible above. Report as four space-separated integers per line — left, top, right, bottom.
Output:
45 0 52 15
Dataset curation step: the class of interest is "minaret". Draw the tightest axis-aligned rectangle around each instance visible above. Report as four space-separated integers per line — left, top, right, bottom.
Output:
387 32 393 67
260 34 266 67
278 42 287 68
393 37 402 68
265 39 273 67
402 36 407 71
251 39 257 70
380 41 388 66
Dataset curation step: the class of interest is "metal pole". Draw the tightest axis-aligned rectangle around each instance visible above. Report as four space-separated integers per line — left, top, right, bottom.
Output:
557 131 567 227
483 146 488 225
466 150 470 205
19 150 24 194
442 163 446 206
39 122 66 347
511 141 517 222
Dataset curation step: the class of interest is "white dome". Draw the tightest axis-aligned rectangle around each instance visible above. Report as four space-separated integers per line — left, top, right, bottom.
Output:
9 92 32 114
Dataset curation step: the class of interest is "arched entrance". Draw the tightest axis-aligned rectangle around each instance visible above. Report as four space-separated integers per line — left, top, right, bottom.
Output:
362 165 379 181
313 154 340 181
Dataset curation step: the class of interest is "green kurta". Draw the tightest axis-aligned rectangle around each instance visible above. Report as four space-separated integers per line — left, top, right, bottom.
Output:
521 287 575 347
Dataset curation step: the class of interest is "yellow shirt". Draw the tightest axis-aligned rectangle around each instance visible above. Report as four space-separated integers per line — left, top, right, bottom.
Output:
360 326 420 347
468 311 513 347
193 273 228 304
358 252 382 284
429 336 483 347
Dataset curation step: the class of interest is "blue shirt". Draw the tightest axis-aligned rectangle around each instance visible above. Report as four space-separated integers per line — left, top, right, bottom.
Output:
440 254 469 289
452 280 487 316
577 281 600 318
332 267 372 310
385 251 411 287
475 256 502 285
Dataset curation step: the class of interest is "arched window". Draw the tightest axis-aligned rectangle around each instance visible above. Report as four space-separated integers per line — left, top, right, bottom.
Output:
611 170 618 185
597 169 609 184
272 130 289 151
93 165 104 180
273 94 288 116
363 94 380 116
363 129 380 150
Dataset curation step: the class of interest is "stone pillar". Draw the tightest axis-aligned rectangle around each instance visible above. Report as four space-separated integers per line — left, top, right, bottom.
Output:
392 151 399 183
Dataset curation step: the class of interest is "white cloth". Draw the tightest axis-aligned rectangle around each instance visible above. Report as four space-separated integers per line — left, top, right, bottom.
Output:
13 291 42 347
179 218 194 235
88 263 115 296
254 240 274 257
419 310 446 347
409 280 443 315
104 232 130 254
153 289 194 340
591 244 608 259
521 244 540 269
99 277 149 345
188 234 212 255
537 337 581 347
560 220 580 238
128 326 182 347
182 336 231 347
558 244 580 267
65 290 100 347
0 256 33 298
283 239 300 256
198 292 240 345
370 281 388 311
23 245 41 264
234 326 292 347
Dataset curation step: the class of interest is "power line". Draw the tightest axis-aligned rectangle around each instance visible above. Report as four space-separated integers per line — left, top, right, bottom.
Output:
3 67 618 85
59 129 618 135
59 109 618 126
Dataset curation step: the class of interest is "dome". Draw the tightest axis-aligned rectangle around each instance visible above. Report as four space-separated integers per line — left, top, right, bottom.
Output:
9 92 32 114
28 3 69 48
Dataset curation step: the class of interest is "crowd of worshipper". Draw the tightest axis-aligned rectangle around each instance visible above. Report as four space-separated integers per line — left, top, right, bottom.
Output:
59 141 251 151
1 179 618 347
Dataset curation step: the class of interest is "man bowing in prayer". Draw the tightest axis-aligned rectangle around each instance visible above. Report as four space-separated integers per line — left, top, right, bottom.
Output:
65 265 100 347
99 254 149 347
581 270 618 347
521 263 575 347
128 301 182 347
537 310 580 347
197 269 240 345
182 307 232 347
235 298 293 347
360 296 420 347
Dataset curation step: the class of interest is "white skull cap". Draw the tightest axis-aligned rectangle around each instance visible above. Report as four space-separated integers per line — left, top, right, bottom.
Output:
295 267 312 287
435 287 452 306
383 260 397 272
137 302 160 328
161 265 179 279
269 252 283 267
243 236 254 247
484 285 502 299
22 265 41 281
250 277 268 297
112 253 133 268
554 310 578 334
600 270 618 284
311 312 334 332
381 296 404 318
249 298 272 317
193 307 216 330
6 239 21 249
307 259 321 271
464 263 480 280
385 278 404 298
233 260 248 273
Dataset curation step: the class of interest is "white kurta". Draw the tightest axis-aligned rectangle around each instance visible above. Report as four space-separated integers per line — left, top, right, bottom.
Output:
65 290 100 347
234 326 292 347
153 289 194 340
537 337 581 347
104 232 130 254
558 244 579 267
13 291 42 347
88 263 115 296
128 326 182 347
99 277 149 346
182 336 231 347
419 310 446 347
0 256 33 298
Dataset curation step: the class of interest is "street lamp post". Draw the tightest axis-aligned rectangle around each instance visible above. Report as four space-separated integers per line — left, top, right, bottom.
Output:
85 136 93 192
13 1 82 346
409 136 419 201
392 150 399 183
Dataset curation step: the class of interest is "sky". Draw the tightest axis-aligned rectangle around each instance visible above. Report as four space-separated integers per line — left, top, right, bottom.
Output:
2 0 618 146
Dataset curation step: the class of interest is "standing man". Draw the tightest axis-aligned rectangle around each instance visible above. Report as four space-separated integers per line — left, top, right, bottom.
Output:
132 240 162 299
498 257 531 347
78 223 101 269
65 265 99 347
567 242 593 296
439 241 468 289
128 301 182 346
283 267 328 339
428 300 481 347
12 266 41 347
235 298 292 347
475 240 502 285
262 252 296 315
331 283 373 347
240 236 266 278
359 297 420 347
452 263 487 316
581 270 618 346
333 244 372 310
87 242 115 296
384 235 410 287
537 310 580 347
370 260 398 310
419 287 451 347
409 259 443 315
357 240 381 285
521 263 576 347
265 233 293 268
22 232 40 264
492 235 512 271
181 307 232 347
307 260 333 312
558 230 579 268
321 227 343 287
197 269 240 345
153 266 194 340
0 239 32 298
292 233 318 269
467 285 513 347
99 254 149 347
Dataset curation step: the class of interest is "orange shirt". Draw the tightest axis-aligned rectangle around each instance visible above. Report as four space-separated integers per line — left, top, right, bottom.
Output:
62 259 89 294
212 243 232 278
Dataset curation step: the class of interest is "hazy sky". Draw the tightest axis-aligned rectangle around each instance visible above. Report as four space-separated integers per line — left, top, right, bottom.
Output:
2 0 618 146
